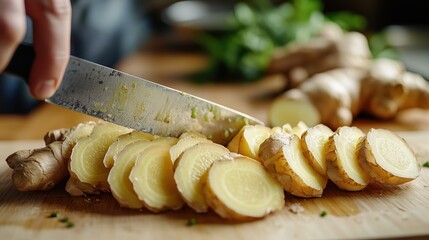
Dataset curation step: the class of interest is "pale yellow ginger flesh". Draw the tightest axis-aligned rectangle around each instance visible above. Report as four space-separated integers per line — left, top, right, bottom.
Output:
130 140 184 212
301 124 333 175
63 122 99 196
174 142 232 213
107 139 152 209
204 156 285 220
62 122 97 160
70 122 132 190
103 130 155 168
227 125 272 160
258 133 327 197
169 131 212 164
109 137 177 209
269 92 321 128
326 126 370 191
357 129 420 185
275 121 309 138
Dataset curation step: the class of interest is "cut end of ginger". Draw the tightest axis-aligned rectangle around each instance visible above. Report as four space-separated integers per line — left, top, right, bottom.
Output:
204 156 285 220
358 128 420 185
269 95 320 128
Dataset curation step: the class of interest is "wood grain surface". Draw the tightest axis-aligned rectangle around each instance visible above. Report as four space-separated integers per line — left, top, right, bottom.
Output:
1 131 429 240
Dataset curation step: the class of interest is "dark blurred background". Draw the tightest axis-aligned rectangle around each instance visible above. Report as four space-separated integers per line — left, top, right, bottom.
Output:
1 0 428 114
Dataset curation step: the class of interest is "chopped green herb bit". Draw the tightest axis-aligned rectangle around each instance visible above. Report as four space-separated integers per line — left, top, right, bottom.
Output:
243 118 250 125
204 112 211 122
48 212 59 218
423 162 429 168
187 218 197 226
59 217 69 223
191 107 198 119
65 222 75 228
320 210 328 217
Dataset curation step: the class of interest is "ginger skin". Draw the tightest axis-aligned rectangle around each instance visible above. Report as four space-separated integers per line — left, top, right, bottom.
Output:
268 23 370 89
6 123 98 193
269 59 429 129
6 129 70 191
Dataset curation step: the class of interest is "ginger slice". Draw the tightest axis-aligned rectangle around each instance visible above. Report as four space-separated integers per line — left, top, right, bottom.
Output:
326 126 370 191
227 125 272 160
279 121 309 138
62 122 97 160
169 131 212 164
66 177 100 196
70 122 132 191
108 137 177 209
63 122 99 196
174 142 231 213
103 130 155 168
107 139 152 209
301 124 333 175
258 133 327 197
204 156 285 220
130 140 184 212
357 128 420 185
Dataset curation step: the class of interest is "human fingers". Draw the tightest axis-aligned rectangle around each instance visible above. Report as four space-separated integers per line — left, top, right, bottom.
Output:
0 0 26 72
25 0 71 99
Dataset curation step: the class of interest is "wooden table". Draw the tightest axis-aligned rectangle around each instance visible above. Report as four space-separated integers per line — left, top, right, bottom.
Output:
1 52 429 239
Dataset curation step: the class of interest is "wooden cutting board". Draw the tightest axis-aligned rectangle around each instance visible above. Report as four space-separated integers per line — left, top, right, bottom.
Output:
0 131 429 240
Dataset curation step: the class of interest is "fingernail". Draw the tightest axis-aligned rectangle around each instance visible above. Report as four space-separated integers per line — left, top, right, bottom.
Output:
35 80 56 99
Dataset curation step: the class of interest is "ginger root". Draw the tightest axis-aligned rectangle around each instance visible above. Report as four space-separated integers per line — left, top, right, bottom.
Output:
6 141 67 191
270 68 365 129
269 59 429 129
6 129 70 191
268 23 371 88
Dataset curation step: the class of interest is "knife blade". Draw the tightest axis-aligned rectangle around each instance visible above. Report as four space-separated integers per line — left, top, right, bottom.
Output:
5 43 264 144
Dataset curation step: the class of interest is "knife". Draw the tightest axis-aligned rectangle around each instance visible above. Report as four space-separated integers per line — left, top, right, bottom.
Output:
5 43 264 144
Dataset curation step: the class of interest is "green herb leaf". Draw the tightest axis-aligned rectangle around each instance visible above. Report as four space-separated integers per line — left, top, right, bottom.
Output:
423 162 429 168
320 210 328 217
326 11 367 31
59 217 69 223
187 218 197 226
48 212 59 218
65 222 75 228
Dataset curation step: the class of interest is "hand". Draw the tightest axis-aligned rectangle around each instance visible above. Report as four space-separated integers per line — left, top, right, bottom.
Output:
0 0 71 100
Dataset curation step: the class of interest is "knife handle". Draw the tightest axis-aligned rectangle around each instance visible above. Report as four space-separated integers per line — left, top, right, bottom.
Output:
4 43 34 84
